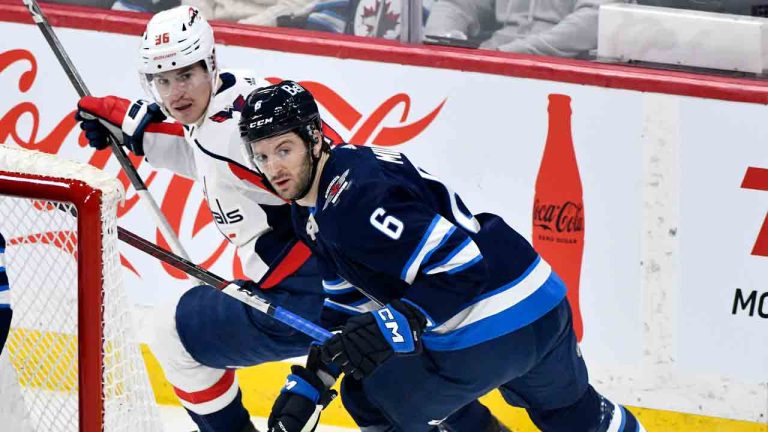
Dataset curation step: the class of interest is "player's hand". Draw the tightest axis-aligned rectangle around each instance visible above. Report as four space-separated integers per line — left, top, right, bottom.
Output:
75 96 166 156
319 299 427 380
268 346 338 432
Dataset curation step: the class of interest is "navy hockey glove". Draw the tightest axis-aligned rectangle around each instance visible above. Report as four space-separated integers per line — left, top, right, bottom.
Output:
320 299 427 380
268 346 338 432
76 96 166 156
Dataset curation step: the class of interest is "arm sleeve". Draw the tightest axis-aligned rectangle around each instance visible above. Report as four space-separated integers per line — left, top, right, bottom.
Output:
336 183 488 325
238 0 319 26
142 124 198 180
424 0 494 38
496 0 608 57
316 255 377 330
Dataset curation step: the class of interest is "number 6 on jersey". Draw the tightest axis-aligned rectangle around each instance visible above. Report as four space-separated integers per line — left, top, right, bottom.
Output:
370 207 404 239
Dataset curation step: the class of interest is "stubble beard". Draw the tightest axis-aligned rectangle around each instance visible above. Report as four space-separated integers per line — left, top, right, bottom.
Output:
284 156 314 201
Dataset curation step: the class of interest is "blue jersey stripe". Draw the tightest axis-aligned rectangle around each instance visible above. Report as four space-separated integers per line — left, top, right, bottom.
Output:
323 300 360 315
401 215 441 281
619 406 627 431
445 254 483 275
423 237 472 274
324 298 377 315
323 286 357 295
421 226 455 270
401 216 457 284
422 273 566 351
322 278 356 294
469 256 541 305
0 285 8 292
323 277 344 286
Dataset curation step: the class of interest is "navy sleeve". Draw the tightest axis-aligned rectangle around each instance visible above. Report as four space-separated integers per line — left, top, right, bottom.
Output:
315 255 376 330
334 181 488 325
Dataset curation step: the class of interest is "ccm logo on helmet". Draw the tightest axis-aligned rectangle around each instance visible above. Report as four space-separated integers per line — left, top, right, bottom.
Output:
249 118 273 128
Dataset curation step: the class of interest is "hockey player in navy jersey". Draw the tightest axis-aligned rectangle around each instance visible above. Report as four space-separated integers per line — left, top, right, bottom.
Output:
0 233 11 356
75 7 501 432
240 81 648 432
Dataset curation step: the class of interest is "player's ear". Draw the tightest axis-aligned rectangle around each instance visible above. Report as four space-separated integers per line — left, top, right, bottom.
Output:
311 129 324 157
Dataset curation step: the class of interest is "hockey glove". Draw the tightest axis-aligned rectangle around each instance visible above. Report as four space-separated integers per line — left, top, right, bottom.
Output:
75 96 166 156
319 299 427 380
268 346 338 432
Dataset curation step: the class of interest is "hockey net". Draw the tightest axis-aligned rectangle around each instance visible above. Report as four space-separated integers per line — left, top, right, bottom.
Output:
0 146 163 432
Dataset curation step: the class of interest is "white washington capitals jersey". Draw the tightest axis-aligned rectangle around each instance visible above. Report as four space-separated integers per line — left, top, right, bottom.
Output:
141 69 308 284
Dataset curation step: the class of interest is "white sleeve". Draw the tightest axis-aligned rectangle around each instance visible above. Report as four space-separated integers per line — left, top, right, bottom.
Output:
142 128 198 180
495 0 604 57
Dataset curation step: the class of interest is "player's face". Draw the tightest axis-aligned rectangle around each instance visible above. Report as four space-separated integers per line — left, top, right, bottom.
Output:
249 132 313 200
152 63 211 124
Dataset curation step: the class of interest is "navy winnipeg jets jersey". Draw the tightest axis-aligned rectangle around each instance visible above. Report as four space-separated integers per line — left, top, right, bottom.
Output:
294 145 567 351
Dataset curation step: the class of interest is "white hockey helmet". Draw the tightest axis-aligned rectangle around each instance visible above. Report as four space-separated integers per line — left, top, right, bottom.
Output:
138 6 217 108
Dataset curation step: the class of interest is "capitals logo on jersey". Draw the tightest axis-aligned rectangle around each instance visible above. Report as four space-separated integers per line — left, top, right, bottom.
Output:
209 94 246 123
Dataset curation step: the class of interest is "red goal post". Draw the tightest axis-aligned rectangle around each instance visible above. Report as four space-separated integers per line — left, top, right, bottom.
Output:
0 145 162 432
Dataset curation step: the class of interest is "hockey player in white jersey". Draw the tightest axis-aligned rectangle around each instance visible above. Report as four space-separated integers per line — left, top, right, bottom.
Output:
76 6 507 432
74 7 340 432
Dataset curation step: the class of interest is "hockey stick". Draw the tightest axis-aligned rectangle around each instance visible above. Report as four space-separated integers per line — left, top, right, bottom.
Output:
117 226 334 343
22 0 192 263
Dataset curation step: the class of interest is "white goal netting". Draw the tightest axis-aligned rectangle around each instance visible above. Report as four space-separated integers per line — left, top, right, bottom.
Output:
0 146 163 432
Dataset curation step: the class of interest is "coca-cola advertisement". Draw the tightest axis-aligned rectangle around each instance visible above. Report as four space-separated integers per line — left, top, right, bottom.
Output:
532 94 585 341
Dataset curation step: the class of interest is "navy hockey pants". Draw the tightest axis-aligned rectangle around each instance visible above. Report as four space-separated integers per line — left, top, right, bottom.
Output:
175 258 324 368
342 299 589 431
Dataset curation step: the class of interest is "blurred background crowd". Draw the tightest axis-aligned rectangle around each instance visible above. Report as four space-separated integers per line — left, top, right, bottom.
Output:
29 0 768 75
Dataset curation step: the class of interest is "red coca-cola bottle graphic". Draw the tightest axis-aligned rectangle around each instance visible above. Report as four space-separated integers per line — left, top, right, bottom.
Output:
532 94 586 341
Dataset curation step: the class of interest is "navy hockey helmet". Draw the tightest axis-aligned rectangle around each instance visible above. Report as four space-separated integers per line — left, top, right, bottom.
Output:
240 81 322 144
240 81 329 200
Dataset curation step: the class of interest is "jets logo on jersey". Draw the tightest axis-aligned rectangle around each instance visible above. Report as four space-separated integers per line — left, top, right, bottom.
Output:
211 199 244 227
209 94 246 123
323 169 351 210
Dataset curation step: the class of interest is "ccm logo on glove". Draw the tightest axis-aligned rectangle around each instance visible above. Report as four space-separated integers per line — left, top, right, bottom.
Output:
377 307 406 344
